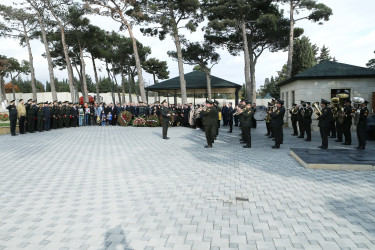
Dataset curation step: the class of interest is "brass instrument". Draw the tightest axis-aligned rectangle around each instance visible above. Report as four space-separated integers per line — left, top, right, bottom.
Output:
265 104 274 122
233 107 243 116
336 93 349 124
352 97 364 126
331 97 339 118
288 107 298 115
312 102 322 118
300 107 305 116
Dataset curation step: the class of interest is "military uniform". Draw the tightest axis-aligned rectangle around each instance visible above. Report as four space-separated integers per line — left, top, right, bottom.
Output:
241 105 253 148
64 103 71 128
26 100 34 133
6 101 18 136
43 103 51 131
201 102 217 148
342 103 355 145
37 104 44 132
270 100 285 148
59 104 64 128
318 100 332 149
289 105 298 136
160 101 170 139
356 103 369 150
303 105 313 141
297 105 305 138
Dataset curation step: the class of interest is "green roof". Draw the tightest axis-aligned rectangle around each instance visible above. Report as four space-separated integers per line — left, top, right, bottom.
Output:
279 61 375 86
145 71 241 91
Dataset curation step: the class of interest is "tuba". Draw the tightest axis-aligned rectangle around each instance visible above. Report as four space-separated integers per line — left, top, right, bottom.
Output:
312 102 322 118
336 93 349 124
352 97 364 126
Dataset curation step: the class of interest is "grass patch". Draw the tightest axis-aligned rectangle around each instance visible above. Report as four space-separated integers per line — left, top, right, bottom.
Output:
0 122 10 127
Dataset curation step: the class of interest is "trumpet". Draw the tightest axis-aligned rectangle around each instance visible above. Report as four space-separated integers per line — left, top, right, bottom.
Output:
233 108 243 116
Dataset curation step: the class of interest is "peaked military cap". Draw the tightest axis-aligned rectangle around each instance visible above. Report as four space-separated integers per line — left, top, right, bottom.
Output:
277 99 284 105
161 99 167 104
364 100 369 105
321 98 330 105
206 100 213 104
10 99 15 103
306 101 311 105
19 99 23 102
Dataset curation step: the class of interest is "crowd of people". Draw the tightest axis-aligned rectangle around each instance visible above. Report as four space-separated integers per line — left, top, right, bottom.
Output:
5 95 370 151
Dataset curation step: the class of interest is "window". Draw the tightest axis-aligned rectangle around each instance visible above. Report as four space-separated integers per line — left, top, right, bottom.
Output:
331 89 351 99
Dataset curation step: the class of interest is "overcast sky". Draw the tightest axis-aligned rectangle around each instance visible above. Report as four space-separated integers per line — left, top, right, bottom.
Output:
1 0 374 91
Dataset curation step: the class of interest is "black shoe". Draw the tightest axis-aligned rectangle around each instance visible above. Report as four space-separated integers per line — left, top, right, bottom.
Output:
305 139 311 141
335 139 342 142
204 145 212 148
318 146 323 148
265 134 270 136
342 142 351 145
272 145 280 149
268 136 274 138
297 136 304 138
243 145 251 148
227 131 232 133
291 134 297 136
163 137 170 140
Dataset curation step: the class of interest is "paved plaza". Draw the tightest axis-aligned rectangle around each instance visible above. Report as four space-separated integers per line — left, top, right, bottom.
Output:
1 123 375 250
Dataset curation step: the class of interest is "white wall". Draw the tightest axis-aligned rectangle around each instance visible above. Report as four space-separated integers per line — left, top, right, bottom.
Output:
280 78 375 131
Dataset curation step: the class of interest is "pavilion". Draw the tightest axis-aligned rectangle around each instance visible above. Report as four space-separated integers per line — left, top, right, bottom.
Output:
145 71 242 105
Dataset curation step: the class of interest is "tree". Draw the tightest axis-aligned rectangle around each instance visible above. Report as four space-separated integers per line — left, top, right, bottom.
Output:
142 58 169 85
204 0 300 102
44 0 84 103
0 56 10 102
168 42 219 100
279 0 332 78
0 4 38 101
26 0 58 101
367 51 375 70
141 0 203 104
83 0 147 103
292 36 316 76
4 82 20 93
317 45 336 62
5 58 30 100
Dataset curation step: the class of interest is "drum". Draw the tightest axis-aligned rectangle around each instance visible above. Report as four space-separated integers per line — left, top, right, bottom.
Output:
254 106 267 121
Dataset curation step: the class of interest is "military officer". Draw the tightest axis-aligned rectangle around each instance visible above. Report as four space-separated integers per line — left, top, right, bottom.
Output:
43 102 51 131
6 100 18 136
269 99 285 149
297 101 306 138
241 101 253 148
342 99 355 145
37 103 44 132
289 103 298 136
317 99 332 149
227 102 234 133
25 99 34 133
52 101 59 129
355 100 369 150
303 102 313 141
200 100 216 148
161 99 171 139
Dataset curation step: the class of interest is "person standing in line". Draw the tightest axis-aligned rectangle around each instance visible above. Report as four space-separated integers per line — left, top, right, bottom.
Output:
342 99 355 145
317 99 332 149
227 102 234 133
303 102 313 141
6 100 18 136
43 102 51 131
200 100 216 148
161 99 171 139
17 99 26 134
241 101 253 148
269 99 285 149
355 100 369 150
289 103 299 136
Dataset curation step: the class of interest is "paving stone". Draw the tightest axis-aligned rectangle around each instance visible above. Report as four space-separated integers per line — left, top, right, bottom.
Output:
0 124 374 249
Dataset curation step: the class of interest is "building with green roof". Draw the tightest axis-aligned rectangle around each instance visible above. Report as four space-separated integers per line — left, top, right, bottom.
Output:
278 61 375 130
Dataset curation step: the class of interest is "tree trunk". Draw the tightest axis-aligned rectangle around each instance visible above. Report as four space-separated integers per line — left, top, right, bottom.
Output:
112 69 120 104
105 62 115 104
171 14 187 105
78 40 88 103
241 18 252 103
91 55 100 102
121 70 126 104
131 72 140 103
249 52 257 104
117 11 146 102
35 10 57 101
70 65 79 103
205 70 212 100
286 0 295 78
22 22 37 101
49 9 75 102
0 76 5 102
127 73 132 103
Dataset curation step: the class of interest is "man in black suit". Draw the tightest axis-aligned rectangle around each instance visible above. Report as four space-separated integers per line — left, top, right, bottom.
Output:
355 100 369 150
161 99 171 139
227 102 234 133
342 99 355 145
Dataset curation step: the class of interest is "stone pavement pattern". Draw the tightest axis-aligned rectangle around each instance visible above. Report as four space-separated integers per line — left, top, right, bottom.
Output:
0 123 375 250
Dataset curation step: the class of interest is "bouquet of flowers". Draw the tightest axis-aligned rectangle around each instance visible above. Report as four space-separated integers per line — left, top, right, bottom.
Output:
0 113 9 121
132 117 146 127
146 114 160 127
118 111 133 126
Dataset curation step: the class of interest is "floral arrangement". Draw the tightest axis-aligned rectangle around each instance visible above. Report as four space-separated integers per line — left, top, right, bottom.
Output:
118 111 133 126
132 117 146 127
0 113 9 121
146 114 160 127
